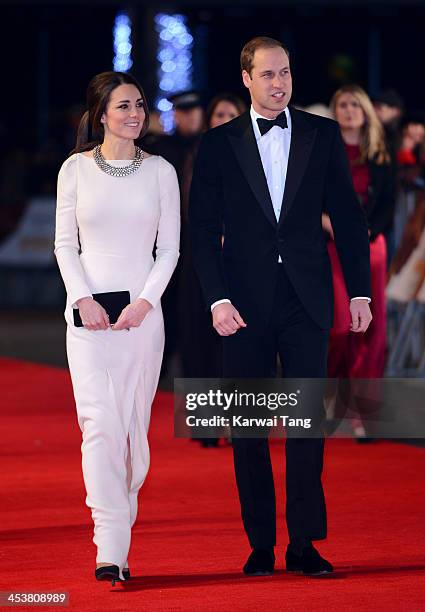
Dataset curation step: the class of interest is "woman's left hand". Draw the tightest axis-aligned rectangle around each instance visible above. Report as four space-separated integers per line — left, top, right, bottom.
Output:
112 298 153 331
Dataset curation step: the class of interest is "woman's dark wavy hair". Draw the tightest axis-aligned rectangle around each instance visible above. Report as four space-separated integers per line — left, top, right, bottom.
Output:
73 71 150 154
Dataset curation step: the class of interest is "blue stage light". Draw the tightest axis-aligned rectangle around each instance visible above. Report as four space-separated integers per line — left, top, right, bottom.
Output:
113 12 133 72
155 13 194 132
158 98 173 112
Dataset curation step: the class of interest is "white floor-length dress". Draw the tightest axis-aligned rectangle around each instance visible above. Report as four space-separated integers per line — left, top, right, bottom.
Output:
54 152 180 579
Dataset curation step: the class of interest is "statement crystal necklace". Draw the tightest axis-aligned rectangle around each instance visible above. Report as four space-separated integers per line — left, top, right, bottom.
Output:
93 144 144 177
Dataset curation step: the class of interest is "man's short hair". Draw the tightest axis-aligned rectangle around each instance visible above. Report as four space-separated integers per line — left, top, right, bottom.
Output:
240 36 290 77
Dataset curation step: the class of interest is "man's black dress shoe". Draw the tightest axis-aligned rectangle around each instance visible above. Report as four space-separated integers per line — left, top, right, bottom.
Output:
243 548 275 576
286 545 333 576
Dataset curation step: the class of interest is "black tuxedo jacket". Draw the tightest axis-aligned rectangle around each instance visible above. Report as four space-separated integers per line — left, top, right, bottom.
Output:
189 107 371 330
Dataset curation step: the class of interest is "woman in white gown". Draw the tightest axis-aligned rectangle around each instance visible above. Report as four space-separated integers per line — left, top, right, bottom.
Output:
54 72 180 584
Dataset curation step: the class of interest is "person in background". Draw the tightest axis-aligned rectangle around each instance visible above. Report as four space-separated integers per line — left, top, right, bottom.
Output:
206 93 247 129
325 84 395 438
373 89 404 165
148 90 204 183
146 91 205 378
373 90 404 266
397 115 425 167
180 93 247 448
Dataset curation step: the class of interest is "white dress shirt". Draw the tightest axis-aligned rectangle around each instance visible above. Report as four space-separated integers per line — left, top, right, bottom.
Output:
211 105 369 310
250 104 291 224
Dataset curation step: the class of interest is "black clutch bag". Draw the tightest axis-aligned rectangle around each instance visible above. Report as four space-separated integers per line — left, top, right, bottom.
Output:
73 290 131 327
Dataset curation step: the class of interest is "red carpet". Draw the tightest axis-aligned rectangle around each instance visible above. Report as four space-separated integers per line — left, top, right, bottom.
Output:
1 357 425 611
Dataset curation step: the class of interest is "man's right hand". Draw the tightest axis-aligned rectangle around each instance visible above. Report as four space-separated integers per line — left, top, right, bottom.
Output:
212 303 247 336
76 296 110 331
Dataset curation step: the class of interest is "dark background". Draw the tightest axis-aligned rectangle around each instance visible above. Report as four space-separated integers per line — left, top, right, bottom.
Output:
1 1 424 152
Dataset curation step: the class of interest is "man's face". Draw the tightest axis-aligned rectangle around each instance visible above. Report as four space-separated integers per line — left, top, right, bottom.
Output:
174 107 204 136
242 46 292 119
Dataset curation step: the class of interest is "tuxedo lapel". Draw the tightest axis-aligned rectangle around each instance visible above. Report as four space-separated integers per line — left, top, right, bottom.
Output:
279 107 317 225
227 112 277 228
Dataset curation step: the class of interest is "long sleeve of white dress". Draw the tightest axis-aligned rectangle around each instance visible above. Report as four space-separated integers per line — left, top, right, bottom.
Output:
137 156 180 308
54 155 93 307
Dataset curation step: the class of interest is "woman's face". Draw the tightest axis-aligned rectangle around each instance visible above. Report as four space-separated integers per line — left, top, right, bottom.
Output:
210 100 240 128
334 93 366 131
101 84 146 140
404 122 425 145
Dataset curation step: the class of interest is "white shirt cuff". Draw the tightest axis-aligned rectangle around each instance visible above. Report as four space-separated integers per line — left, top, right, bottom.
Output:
350 296 371 303
211 299 231 312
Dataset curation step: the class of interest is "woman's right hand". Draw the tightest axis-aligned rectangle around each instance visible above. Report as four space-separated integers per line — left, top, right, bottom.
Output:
76 297 109 330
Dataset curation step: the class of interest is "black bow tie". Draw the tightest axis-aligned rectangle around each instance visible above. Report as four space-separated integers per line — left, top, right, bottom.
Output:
257 112 288 136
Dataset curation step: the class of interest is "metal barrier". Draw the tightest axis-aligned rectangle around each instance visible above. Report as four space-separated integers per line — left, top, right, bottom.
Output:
386 186 425 376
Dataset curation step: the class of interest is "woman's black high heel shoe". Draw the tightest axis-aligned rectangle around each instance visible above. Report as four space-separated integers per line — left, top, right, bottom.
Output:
122 567 130 580
95 564 120 586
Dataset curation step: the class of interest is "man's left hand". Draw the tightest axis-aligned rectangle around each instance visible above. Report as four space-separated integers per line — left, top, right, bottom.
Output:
350 299 372 333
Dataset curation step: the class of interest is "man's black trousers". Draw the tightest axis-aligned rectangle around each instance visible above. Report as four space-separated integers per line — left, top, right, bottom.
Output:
223 265 329 553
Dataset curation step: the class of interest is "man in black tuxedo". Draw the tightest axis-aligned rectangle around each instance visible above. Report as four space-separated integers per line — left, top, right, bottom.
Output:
189 37 372 577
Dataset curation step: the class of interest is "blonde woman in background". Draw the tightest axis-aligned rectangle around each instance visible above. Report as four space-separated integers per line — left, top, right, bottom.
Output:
324 85 395 438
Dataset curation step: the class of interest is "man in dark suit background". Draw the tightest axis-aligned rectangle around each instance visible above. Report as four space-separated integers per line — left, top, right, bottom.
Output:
189 37 372 577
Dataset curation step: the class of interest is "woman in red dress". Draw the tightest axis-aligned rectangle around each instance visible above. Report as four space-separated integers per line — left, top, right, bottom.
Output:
324 85 396 436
